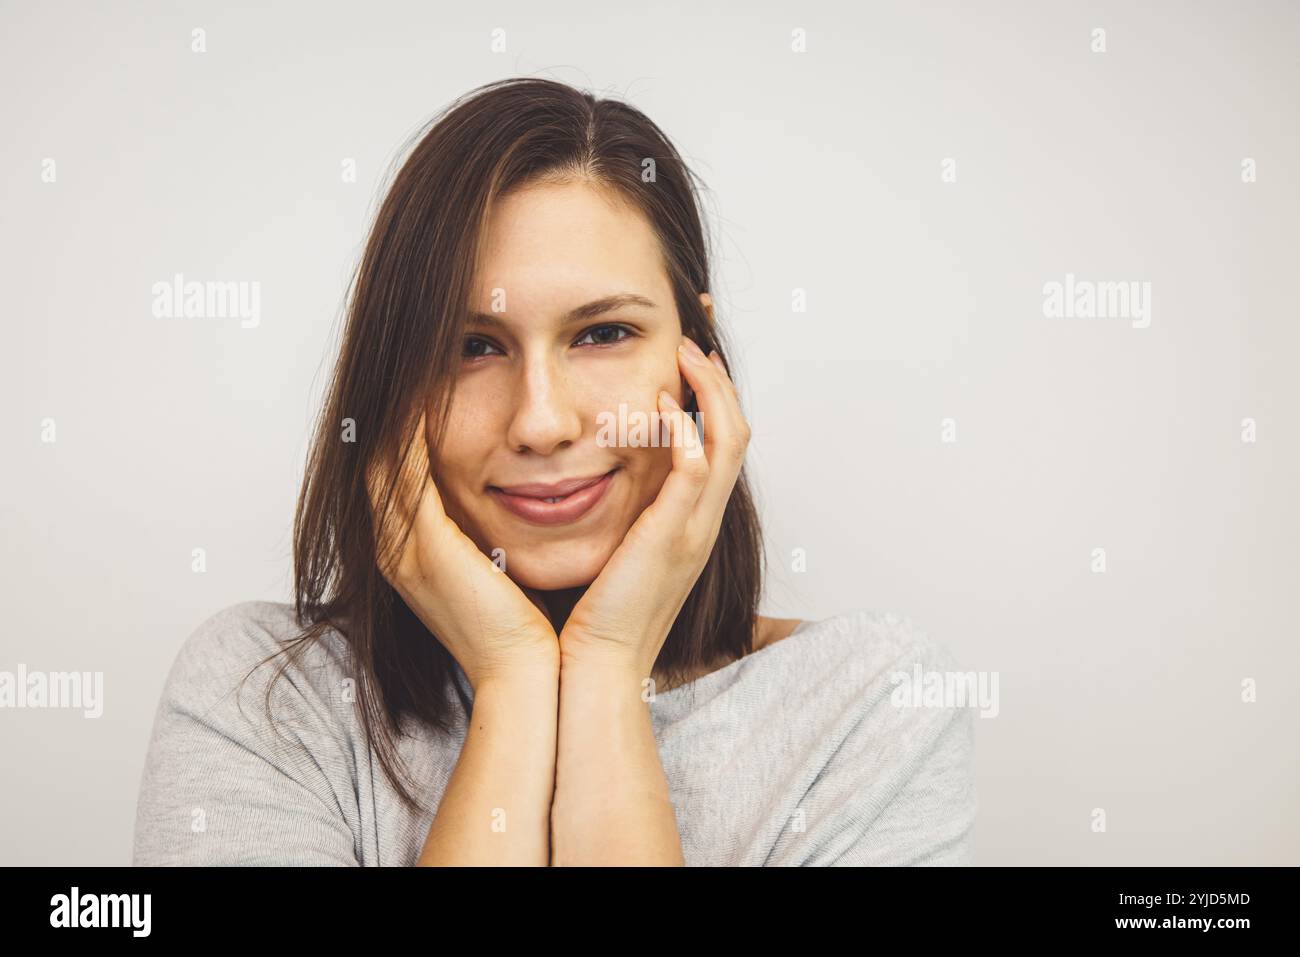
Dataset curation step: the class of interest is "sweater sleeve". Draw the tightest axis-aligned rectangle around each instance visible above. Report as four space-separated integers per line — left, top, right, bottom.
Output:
770 622 979 867
131 603 362 866
827 703 977 866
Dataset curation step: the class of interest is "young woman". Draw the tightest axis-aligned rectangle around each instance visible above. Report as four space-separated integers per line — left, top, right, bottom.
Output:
132 77 977 866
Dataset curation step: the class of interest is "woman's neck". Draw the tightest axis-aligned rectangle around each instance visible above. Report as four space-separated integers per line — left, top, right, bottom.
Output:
539 586 587 635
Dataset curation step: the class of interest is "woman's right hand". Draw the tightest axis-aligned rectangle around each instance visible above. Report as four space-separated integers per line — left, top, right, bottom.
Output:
366 411 558 689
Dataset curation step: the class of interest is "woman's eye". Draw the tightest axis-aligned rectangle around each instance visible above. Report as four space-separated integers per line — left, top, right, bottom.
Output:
462 324 632 361
462 336 503 359
573 323 633 347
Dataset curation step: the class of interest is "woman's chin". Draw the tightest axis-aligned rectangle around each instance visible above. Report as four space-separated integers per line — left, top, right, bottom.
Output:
509 565 599 592
502 543 613 592
473 528 621 592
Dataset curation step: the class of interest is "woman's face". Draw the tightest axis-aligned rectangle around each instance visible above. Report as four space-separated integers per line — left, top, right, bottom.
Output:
429 178 707 591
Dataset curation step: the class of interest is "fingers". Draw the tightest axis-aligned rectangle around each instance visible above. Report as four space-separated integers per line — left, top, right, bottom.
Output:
641 336 751 550
674 336 751 525
705 349 739 401
367 409 444 580
367 464 402 581
653 388 711 524
396 412 432 517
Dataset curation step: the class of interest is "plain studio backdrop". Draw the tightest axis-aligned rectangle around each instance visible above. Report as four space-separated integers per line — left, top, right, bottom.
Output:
2 0 1297 866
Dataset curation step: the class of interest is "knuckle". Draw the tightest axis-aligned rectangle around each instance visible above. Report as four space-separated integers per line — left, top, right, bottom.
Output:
669 526 695 557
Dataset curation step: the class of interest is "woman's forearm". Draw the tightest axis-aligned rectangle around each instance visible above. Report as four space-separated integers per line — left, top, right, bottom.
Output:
417 662 558 866
550 655 684 865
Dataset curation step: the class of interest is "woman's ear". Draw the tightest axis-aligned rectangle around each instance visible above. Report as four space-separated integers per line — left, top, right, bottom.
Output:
698 291 714 326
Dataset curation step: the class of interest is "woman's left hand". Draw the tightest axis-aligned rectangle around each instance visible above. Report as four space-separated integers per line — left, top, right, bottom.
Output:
558 335 752 678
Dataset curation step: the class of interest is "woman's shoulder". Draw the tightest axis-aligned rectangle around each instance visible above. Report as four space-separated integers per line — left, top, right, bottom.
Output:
755 609 965 683
157 600 356 720
752 608 977 765
767 610 978 865
180 598 349 659
135 600 364 865
700 609 974 733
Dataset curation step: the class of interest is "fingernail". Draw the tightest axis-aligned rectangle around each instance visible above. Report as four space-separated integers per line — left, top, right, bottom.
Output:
660 390 680 410
679 340 707 363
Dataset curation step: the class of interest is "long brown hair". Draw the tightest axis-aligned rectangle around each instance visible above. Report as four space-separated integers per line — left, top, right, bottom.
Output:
252 77 765 815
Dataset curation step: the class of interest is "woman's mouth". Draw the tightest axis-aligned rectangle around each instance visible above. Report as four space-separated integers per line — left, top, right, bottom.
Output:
487 469 618 526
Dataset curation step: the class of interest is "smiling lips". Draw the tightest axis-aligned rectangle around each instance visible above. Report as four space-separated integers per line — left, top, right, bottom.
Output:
488 469 618 526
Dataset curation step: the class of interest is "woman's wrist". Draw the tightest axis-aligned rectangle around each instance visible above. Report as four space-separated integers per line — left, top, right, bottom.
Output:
464 643 560 694
558 633 656 684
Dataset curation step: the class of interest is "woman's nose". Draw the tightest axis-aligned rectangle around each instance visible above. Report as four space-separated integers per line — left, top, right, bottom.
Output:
504 358 584 455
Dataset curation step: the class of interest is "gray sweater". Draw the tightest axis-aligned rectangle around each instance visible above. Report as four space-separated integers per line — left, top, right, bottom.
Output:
132 601 977 865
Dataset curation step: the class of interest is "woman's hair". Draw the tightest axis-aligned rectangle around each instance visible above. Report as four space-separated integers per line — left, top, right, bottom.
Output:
250 77 765 815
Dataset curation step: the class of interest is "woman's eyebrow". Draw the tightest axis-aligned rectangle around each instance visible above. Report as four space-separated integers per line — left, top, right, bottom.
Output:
469 293 658 329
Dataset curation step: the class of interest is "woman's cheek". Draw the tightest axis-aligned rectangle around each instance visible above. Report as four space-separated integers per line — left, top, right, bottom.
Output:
444 382 501 437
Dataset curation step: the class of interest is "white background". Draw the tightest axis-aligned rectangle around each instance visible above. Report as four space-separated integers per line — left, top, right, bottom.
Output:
2 0 1297 865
